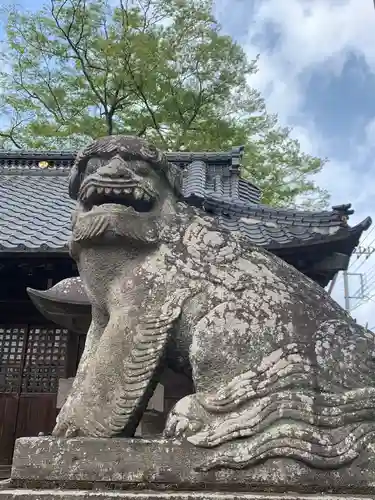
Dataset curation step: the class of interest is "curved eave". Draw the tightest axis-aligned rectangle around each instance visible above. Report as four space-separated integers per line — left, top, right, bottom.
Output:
27 285 91 334
267 217 372 254
267 218 372 287
27 286 90 306
0 244 69 253
204 198 356 225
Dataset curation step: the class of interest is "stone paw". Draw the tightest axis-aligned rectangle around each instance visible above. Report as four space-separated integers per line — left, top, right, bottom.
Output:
53 414 81 438
53 404 109 438
164 394 205 439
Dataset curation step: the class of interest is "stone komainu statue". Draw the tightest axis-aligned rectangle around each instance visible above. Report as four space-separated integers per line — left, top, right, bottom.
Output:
28 135 375 471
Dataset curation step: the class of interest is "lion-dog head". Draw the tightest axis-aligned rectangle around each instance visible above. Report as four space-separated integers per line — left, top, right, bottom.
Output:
69 135 183 247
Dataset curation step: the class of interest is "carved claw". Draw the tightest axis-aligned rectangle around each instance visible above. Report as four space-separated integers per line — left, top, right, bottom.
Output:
164 413 203 439
54 414 95 438
164 394 205 439
164 414 189 438
65 425 80 438
53 402 88 437
54 402 112 438
53 416 79 438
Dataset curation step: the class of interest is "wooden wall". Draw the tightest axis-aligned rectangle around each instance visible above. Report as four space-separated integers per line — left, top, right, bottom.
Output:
0 256 76 476
0 255 195 474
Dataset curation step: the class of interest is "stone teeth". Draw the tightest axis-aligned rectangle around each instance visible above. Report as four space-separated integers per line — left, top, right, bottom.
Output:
86 186 96 198
105 187 112 194
96 187 104 194
113 188 122 195
123 187 132 194
134 188 143 200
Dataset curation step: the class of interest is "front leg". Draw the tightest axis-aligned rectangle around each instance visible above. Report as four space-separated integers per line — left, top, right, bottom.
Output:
53 303 182 438
53 307 108 437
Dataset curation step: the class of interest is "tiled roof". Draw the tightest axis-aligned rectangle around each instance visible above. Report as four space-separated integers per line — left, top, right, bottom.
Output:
0 148 371 254
0 147 262 205
0 171 73 251
217 213 369 251
181 159 261 205
0 147 246 169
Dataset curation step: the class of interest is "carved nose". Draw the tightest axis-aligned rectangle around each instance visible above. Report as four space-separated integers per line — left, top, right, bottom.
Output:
97 156 134 179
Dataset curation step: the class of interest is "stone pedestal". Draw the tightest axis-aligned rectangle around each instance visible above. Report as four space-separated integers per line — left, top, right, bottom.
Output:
2 493 375 500
1 437 375 499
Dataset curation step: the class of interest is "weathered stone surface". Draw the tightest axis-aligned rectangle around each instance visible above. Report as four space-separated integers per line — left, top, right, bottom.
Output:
1 493 375 500
26 135 375 472
8 437 375 493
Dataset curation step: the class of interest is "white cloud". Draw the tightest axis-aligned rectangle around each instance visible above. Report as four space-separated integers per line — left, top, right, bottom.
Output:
253 0 375 68
242 0 375 120
214 0 375 326
364 116 375 148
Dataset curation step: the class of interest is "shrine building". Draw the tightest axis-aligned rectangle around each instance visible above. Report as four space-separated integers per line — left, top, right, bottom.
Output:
0 147 370 477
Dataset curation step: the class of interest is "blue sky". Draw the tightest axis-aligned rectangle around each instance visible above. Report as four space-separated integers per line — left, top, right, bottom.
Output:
2 0 375 325
214 0 375 327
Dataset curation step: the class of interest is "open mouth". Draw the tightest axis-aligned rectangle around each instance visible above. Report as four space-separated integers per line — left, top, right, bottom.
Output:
79 183 156 213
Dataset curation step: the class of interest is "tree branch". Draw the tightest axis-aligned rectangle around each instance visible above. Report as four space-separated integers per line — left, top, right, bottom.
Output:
50 0 108 113
0 114 28 149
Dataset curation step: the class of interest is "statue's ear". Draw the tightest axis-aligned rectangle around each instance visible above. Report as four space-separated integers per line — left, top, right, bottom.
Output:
27 277 91 334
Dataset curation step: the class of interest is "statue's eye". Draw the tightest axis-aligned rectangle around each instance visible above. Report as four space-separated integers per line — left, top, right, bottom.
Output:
86 158 105 174
136 163 150 176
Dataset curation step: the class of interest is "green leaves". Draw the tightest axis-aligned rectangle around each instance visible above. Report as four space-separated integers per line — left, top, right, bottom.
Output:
0 0 328 208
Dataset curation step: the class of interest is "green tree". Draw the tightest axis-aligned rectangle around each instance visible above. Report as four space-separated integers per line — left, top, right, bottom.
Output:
0 0 328 208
